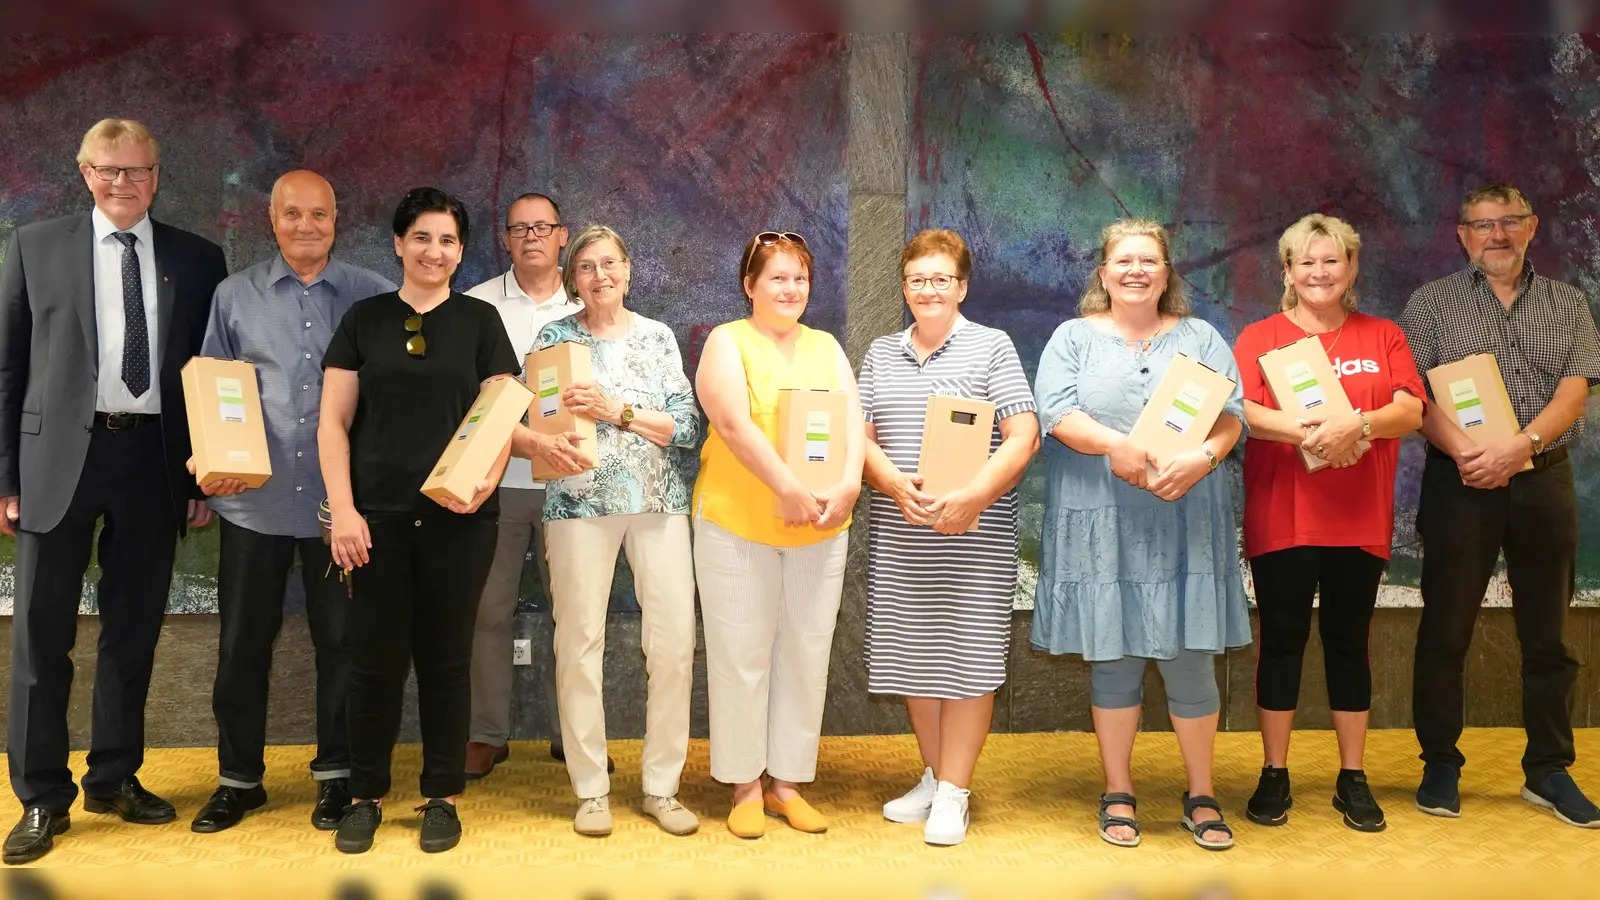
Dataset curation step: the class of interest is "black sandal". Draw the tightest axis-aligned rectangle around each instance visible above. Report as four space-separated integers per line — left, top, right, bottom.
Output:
1098 792 1140 848
1181 792 1235 851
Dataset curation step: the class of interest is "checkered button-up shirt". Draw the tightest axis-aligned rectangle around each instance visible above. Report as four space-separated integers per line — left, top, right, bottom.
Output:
1399 262 1600 449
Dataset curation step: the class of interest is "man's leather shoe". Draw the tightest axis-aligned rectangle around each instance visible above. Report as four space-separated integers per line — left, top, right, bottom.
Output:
190 785 267 833
464 742 510 781
82 776 177 825
312 778 351 831
4 808 69 865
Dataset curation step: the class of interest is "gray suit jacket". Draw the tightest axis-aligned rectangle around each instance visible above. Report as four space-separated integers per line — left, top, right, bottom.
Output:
0 212 228 533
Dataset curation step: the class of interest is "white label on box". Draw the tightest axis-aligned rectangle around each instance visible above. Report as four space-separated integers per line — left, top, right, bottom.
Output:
537 367 560 418
226 450 251 463
215 376 246 423
1449 378 1486 429
1284 360 1326 410
804 410 831 462
1162 382 1208 434
456 404 486 442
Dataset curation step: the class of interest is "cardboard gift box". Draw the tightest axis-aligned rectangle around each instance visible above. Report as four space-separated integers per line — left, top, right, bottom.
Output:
525 341 599 481
1425 352 1532 472
421 376 537 504
1257 334 1372 472
1128 352 1236 473
774 388 848 513
180 357 272 489
918 395 998 495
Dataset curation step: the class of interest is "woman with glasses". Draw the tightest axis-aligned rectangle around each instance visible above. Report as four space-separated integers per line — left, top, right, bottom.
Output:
1033 219 1249 852
531 226 702 838
318 187 519 855
693 231 865 839
1233 214 1423 832
858 230 1038 845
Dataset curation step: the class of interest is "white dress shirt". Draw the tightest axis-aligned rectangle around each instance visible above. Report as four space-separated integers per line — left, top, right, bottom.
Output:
465 268 583 489
91 208 161 414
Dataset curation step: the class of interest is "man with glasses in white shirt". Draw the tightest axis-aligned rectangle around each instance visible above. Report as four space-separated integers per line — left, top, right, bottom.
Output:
462 192 590 779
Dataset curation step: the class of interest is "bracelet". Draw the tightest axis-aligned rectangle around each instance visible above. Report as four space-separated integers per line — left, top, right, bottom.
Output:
1203 447 1219 470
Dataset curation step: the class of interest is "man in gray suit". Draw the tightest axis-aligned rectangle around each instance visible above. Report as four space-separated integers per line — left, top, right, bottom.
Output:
0 118 228 864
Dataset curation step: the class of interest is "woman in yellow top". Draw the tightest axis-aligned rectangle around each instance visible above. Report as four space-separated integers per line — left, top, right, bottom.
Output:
693 231 866 839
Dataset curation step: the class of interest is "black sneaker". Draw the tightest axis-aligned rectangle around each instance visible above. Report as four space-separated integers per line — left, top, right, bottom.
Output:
334 799 382 854
1415 763 1461 818
416 799 461 853
1246 766 1292 826
1333 770 1386 832
1522 771 1600 829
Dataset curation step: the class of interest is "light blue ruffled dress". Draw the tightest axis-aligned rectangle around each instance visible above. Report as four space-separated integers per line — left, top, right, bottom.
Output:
1031 316 1252 662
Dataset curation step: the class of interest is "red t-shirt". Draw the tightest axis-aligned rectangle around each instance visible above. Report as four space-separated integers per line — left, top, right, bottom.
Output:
1233 311 1426 559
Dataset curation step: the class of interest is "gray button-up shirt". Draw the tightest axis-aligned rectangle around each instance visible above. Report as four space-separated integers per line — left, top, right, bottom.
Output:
1400 262 1600 450
201 254 396 537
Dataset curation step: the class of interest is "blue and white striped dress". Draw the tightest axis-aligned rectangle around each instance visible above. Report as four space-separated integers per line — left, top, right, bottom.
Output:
859 316 1037 699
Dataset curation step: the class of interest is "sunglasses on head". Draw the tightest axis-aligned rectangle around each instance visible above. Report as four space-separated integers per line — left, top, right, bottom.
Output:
404 313 426 358
741 231 807 278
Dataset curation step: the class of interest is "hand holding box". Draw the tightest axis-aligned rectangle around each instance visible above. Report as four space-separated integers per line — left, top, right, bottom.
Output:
1425 353 1532 473
525 341 599 480
1257 335 1372 472
421 377 537 505
774 389 848 515
1127 353 1236 475
181 357 272 489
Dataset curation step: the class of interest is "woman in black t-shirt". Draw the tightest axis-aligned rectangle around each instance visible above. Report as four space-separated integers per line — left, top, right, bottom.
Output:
318 187 519 855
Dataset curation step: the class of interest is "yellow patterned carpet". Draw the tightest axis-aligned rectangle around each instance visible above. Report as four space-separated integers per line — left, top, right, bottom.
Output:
4 730 1599 898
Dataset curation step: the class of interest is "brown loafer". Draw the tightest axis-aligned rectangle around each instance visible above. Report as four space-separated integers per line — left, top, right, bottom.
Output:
464 742 510 780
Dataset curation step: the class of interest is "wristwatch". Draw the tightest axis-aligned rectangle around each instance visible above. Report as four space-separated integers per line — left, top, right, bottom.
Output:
619 403 636 430
1524 430 1544 456
1202 447 1219 471
1358 411 1371 438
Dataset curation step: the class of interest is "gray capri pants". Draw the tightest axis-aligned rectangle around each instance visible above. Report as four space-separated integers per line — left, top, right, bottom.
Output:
1090 649 1220 718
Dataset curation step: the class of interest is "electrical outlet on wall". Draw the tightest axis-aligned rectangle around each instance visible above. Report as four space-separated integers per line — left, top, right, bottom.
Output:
512 639 532 666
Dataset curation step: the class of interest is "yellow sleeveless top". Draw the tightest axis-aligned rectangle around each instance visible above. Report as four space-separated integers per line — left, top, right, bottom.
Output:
693 319 851 547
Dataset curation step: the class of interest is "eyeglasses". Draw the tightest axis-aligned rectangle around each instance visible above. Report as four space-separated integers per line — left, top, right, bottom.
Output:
741 231 807 277
404 313 426 358
575 258 626 277
505 222 562 239
1107 256 1166 273
904 274 959 292
1460 215 1531 235
88 165 157 183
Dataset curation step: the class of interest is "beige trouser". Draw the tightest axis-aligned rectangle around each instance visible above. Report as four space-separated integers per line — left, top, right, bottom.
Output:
545 512 696 799
693 517 849 785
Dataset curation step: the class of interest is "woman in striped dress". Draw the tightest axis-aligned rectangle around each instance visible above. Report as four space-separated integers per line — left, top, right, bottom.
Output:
859 230 1039 846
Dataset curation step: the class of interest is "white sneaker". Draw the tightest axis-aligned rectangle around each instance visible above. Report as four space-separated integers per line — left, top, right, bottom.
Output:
883 767 938 822
923 782 970 846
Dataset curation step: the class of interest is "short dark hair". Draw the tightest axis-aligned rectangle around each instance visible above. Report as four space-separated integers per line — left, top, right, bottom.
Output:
507 192 561 225
393 187 470 247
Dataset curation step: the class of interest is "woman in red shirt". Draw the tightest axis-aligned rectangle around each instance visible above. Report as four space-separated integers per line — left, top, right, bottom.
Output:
1232 214 1424 833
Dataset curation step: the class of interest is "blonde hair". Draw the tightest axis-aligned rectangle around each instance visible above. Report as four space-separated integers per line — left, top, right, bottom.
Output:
562 225 632 302
76 118 160 165
1076 218 1190 317
1278 213 1361 311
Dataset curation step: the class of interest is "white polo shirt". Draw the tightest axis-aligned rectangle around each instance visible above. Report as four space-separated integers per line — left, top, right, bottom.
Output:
465 268 583 489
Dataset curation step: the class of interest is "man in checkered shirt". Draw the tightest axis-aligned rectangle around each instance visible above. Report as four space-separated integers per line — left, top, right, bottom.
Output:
1400 182 1600 829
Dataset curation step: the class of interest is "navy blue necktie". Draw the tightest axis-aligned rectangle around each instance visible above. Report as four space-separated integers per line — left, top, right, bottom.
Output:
113 232 151 398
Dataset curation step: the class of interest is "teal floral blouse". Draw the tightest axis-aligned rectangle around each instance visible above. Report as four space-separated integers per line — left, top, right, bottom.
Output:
534 312 699 521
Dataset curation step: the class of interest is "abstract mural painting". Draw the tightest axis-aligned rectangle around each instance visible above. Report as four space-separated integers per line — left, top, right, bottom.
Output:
0 34 851 614
908 34 1600 606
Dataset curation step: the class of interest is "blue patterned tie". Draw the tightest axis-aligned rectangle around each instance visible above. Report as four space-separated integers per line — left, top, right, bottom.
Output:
113 232 150 398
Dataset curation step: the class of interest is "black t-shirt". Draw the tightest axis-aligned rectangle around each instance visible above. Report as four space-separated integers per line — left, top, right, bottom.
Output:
322 290 519 514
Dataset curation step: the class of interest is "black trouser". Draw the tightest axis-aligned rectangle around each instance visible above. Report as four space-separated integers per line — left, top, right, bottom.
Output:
346 503 498 800
1250 546 1386 712
8 422 177 814
1413 448 1579 783
213 517 350 787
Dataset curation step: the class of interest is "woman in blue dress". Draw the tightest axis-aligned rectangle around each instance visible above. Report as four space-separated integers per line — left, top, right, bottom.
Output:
1033 219 1250 852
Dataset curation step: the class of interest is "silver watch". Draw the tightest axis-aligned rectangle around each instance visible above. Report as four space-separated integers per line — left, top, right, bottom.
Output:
1203 447 1219 470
